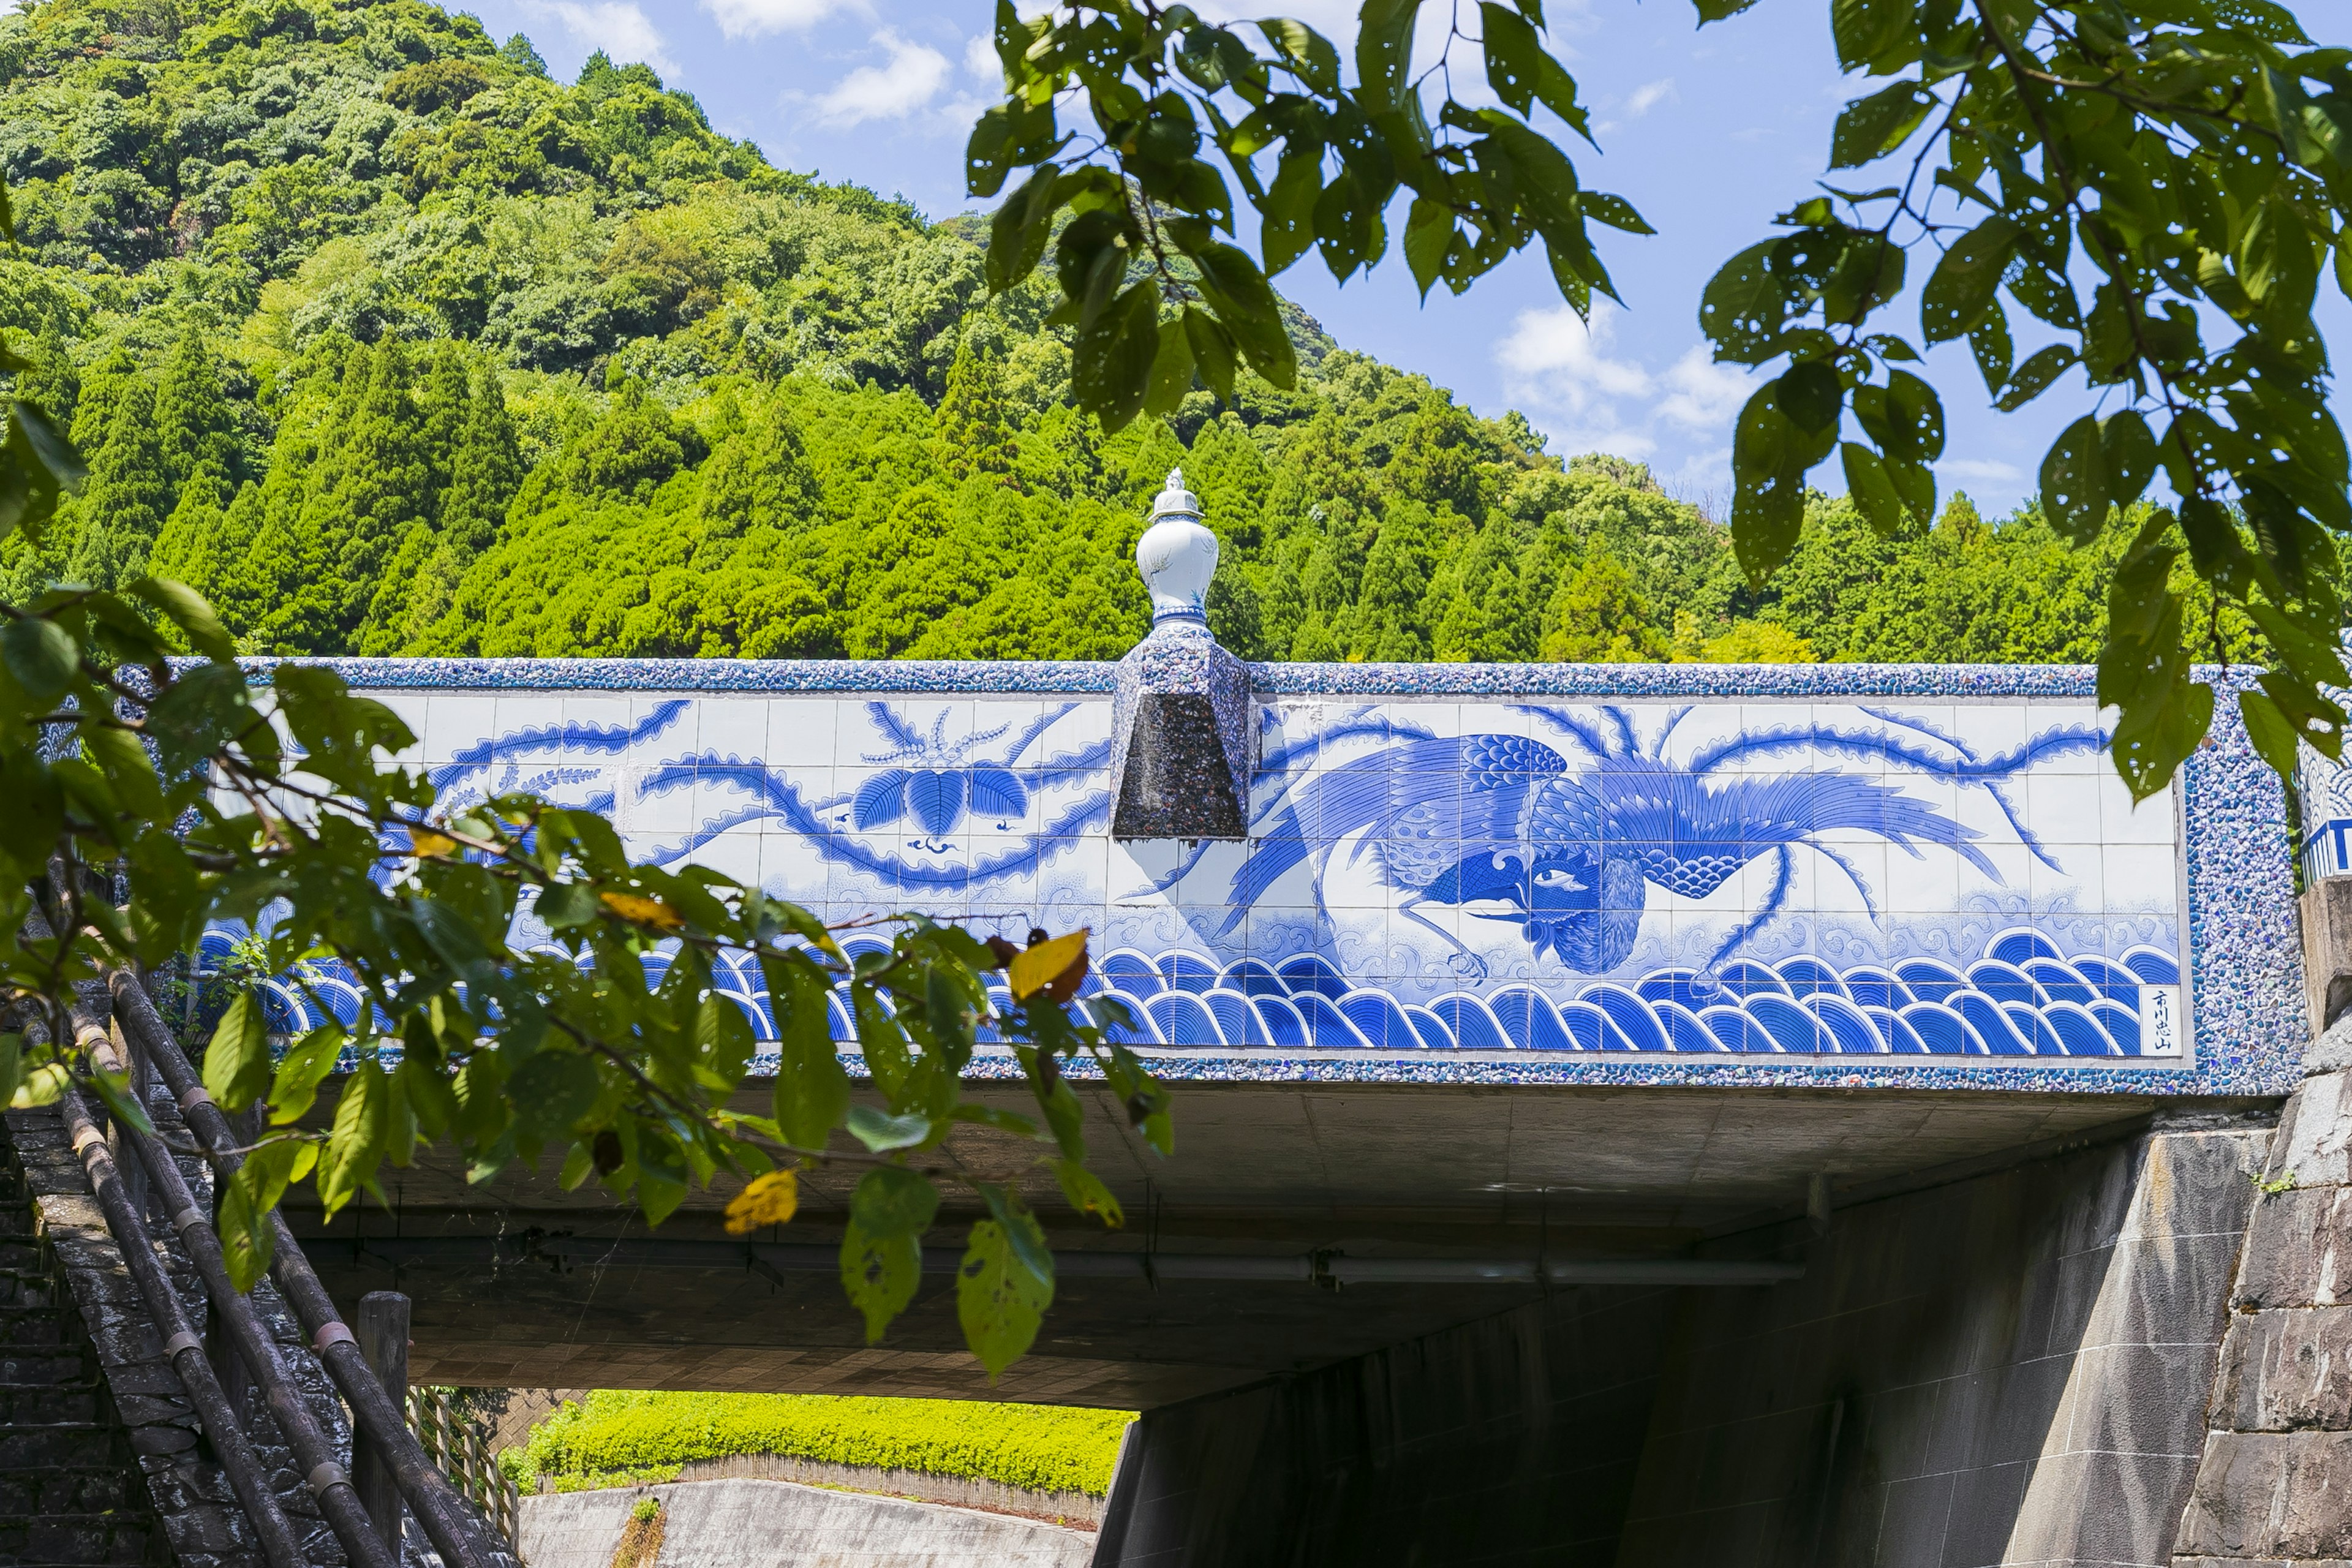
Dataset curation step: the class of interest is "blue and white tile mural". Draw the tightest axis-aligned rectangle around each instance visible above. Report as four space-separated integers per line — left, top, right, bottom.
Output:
323 684 2196 1069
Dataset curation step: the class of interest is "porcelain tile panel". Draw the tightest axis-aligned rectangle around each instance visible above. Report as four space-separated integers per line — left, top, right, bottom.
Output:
207 658 2308 1095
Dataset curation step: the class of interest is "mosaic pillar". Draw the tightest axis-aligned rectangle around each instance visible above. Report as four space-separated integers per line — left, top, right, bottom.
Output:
1108 470 1252 841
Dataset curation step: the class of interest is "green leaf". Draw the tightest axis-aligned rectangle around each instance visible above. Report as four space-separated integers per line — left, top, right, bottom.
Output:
846 1104 932 1152
1995 344 2077 411
507 1049 600 1144
1357 0 1420 111
82 725 162 821
1258 18 1338 94
1698 241 1790 365
2241 687 2305 777
840 1166 939 1343
1852 371 1944 462
89 1068 152 1139
1480 3 1546 116
203 989 273 1113
1181 307 1237 404
766 954 850 1150
1778 361 1844 434
268 1025 347 1127
2040 415 2109 544
535 881 599 929
1052 1158 1125 1226
1194 244 1297 388
1920 216 2018 343
1830 82 1937 169
1731 383 1833 586
124 578 235 662
1691 0 1763 18
1842 442 1907 537
957 1209 1054 1379
2100 410 2158 510
1261 151 1321 277
317 1058 390 1219
1580 192 1653 235
1968 307 2013 394
695 990 756 1085
1400 197 1452 301
1831 0 1915 69
986 162 1062 295
1071 281 1159 432
1 617 75 701
219 1139 317 1292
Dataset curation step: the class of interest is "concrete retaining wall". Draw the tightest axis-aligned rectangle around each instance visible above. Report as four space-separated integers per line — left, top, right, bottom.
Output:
518 1478 1094 1568
1616 1119 2265 1567
1094 1117 2271 1567
1088 1279 1672 1566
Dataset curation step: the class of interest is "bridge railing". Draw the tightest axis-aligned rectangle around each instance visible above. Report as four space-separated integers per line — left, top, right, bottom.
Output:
409 1385 524 1549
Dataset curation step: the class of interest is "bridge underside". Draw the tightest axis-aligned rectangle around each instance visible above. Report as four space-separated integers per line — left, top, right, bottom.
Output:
284 1078 2208 1409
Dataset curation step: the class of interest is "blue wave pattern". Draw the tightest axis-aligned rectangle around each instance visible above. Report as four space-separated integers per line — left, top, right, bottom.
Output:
205 924 2178 1058
1066 928 2180 1056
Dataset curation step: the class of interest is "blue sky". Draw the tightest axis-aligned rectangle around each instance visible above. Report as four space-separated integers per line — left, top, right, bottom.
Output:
453 0 2336 518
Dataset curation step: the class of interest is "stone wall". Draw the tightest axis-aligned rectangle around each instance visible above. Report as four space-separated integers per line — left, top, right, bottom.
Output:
7 1096 362 1568
2173 1022 2352 1567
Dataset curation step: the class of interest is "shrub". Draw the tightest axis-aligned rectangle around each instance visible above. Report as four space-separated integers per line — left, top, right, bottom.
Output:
508 1392 1135 1498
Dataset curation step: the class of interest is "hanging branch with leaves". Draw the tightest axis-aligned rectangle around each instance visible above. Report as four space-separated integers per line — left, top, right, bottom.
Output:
978 0 2352 799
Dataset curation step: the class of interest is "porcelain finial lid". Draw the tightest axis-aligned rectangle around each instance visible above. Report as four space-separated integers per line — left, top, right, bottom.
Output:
1137 468 1217 622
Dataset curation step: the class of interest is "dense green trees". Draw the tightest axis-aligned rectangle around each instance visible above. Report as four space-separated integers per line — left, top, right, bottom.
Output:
0 0 2190 669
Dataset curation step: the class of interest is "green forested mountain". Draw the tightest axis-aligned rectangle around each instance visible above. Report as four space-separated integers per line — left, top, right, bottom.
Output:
0 0 2181 665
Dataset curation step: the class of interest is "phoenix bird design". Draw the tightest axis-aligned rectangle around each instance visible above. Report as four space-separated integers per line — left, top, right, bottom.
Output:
1221 706 2107 978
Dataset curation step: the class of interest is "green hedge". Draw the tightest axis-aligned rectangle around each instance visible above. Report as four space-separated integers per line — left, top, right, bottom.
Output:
505 1392 1135 1498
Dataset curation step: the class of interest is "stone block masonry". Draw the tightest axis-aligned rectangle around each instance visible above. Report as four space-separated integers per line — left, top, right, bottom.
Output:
2174 1017 2352 1567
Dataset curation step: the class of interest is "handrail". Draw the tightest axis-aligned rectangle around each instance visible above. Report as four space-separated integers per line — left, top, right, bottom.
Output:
54 1007 398 1568
409 1387 524 1548
32 1054 312 1568
108 968 514 1568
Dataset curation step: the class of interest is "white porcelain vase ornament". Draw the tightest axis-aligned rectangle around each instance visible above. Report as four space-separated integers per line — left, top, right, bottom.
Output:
1136 469 1218 623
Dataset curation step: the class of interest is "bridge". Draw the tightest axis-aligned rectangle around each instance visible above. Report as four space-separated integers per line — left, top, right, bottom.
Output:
191 475 2350 1567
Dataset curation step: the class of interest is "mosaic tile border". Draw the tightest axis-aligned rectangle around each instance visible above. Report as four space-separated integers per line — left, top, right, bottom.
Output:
227 657 2305 1098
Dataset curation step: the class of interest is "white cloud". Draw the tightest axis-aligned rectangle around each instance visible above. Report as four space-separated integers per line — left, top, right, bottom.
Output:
1625 78 1677 116
1496 304 1757 469
699 0 862 37
521 1 677 78
965 33 1000 83
808 31 954 128
1939 459 2024 484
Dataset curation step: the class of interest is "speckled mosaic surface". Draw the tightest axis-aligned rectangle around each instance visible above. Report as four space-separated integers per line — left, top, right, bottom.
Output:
239 657 2307 1097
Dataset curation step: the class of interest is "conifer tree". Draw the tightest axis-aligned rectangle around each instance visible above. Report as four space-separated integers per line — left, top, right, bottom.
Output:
700 391 818 533
1539 548 1669 662
1343 503 1436 662
148 466 232 598
439 361 524 556
65 358 169 589
931 335 1017 483
153 329 239 491
14 320 77 428
417 338 473 515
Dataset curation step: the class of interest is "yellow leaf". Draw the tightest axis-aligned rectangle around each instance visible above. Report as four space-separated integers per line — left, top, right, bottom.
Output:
409 828 456 858
723 1169 798 1234
600 891 683 930
1009 929 1089 1000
